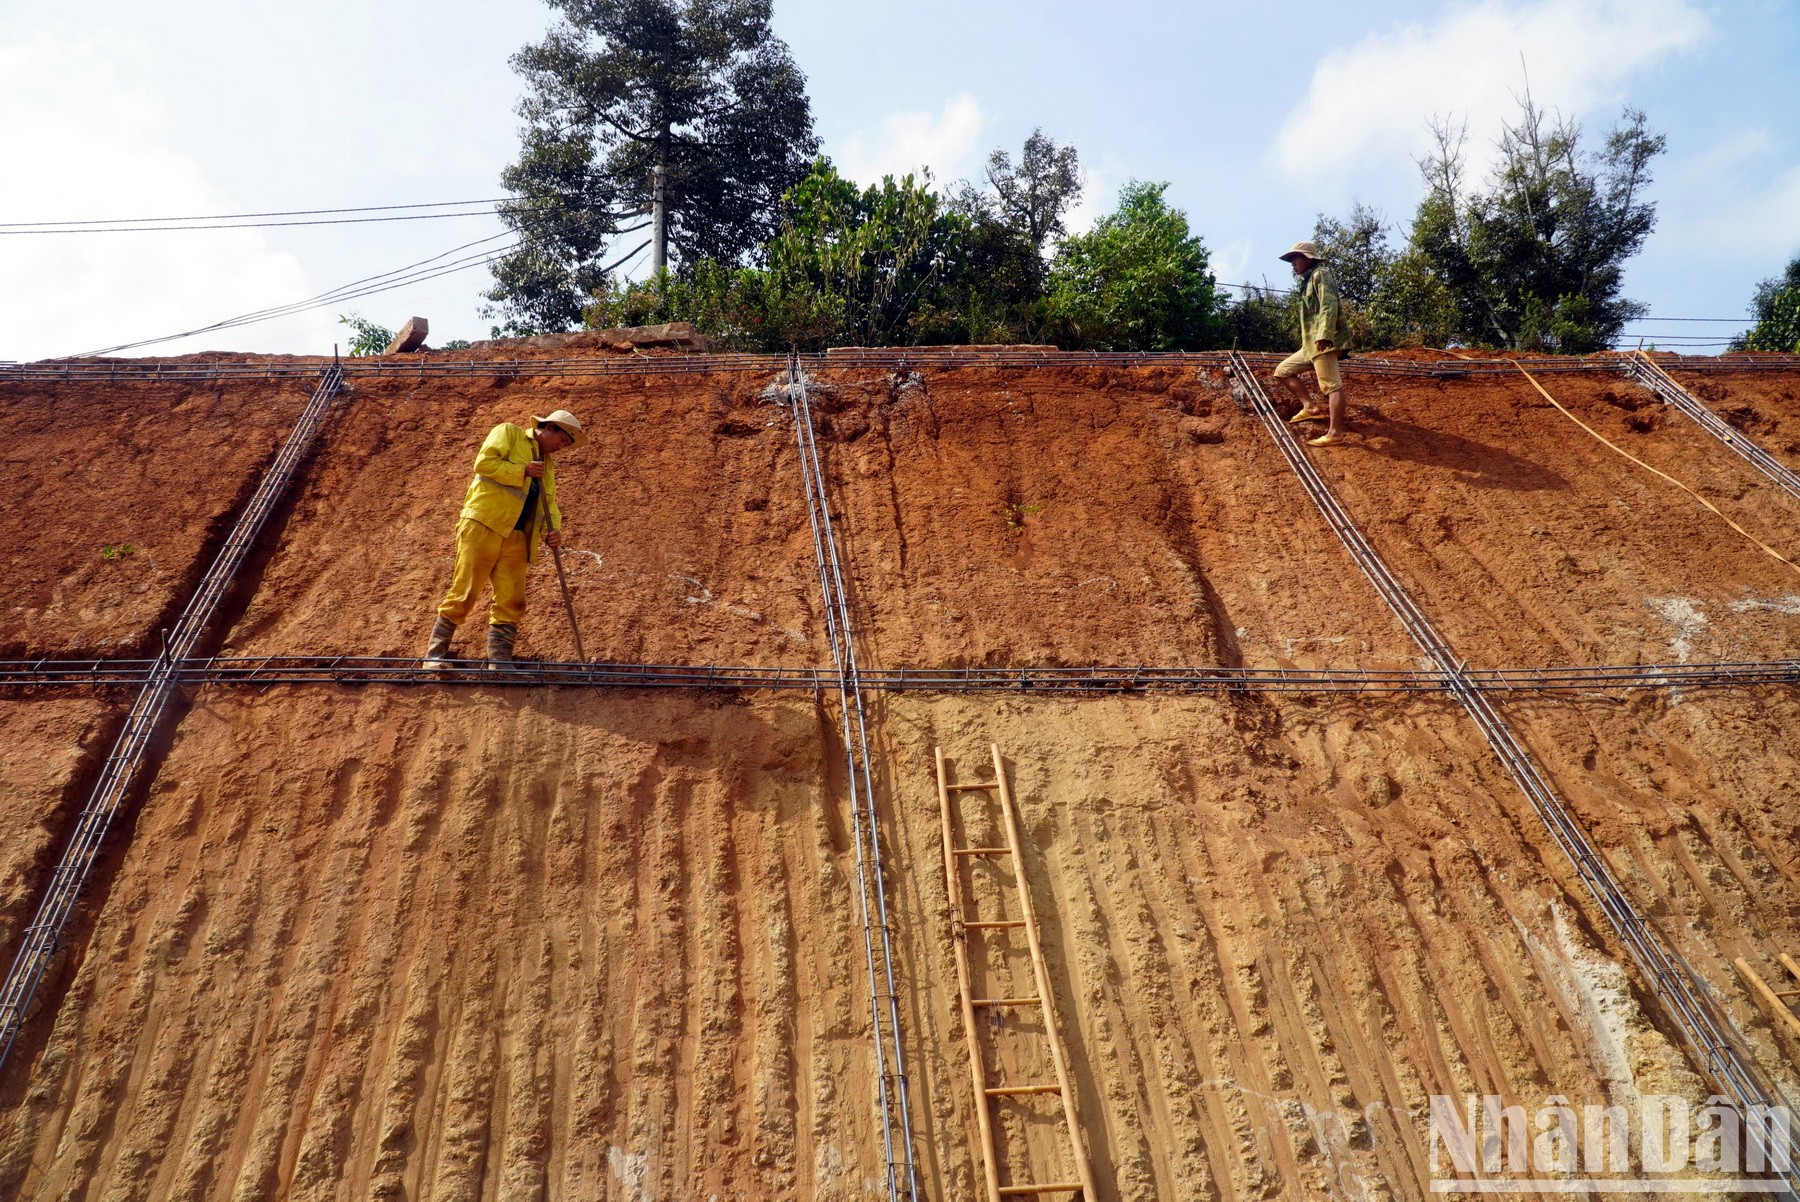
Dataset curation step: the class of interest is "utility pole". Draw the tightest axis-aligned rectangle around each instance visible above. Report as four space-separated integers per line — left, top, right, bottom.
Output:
651 163 668 277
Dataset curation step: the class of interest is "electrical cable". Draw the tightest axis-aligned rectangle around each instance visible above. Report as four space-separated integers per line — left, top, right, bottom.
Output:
73 241 520 357
0 211 518 235
0 197 516 228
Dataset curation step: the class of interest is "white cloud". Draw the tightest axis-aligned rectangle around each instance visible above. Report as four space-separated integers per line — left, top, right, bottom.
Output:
1654 130 1800 257
1209 239 1256 288
1274 0 1710 185
836 94 985 189
1061 159 1116 238
0 38 325 361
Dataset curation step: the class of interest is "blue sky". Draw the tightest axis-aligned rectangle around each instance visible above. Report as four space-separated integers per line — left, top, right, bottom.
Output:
1 0 1795 359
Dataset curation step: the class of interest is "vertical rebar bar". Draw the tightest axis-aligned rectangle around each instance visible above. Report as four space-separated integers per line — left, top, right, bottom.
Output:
0 364 345 1075
785 355 922 1201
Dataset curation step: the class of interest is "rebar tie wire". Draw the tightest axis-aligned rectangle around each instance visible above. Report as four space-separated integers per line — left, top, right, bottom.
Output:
1227 350 1800 1197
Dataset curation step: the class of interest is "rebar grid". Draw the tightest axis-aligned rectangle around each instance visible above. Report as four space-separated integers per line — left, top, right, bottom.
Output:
1626 351 1800 506
786 355 922 1202
1228 351 1800 1196
0 364 345 1074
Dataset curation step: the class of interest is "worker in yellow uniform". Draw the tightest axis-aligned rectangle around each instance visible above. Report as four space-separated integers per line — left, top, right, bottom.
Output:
1272 240 1353 447
422 409 588 668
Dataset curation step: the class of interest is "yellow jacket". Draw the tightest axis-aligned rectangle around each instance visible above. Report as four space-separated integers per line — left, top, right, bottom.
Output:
1296 263 1353 360
458 422 562 562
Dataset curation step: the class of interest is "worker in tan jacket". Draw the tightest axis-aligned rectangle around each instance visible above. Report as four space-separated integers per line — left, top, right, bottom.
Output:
423 409 587 668
1273 240 1353 446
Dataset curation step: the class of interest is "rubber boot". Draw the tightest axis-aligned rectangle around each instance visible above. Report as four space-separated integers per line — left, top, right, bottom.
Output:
486 622 518 668
422 616 456 670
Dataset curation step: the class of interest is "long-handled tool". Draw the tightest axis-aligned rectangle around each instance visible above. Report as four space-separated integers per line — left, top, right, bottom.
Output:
534 441 588 665
548 542 587 663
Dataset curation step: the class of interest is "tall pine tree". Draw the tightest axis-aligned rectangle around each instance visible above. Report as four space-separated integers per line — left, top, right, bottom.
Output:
488 0 818 333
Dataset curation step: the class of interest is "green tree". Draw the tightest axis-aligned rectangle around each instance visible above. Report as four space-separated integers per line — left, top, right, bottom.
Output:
1313 201 1408 348
763 161 970 346
588 160 969 348
1312 201 1391 306
1219 283 1294 352
1044 181 1221 350
585 259 835 351
338 313 392 357
943 129 1083 343
1409 98 1664 352
986 129 1082 287
488 0 819 334
1732 256 1800 352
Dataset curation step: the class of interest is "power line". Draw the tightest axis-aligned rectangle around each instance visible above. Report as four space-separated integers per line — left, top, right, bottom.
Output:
62 221 660 357
0 210 519 236
0 197 514 229
73 237 520 357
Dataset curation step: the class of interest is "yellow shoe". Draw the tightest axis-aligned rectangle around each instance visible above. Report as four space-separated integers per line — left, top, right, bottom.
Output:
1288 409 1326 424
1308 431 1345 447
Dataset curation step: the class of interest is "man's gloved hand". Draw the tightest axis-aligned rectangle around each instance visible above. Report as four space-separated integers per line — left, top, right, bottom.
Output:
545 528 564 548
524 461 546 479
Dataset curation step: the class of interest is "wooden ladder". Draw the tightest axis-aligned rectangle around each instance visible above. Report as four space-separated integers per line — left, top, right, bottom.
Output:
935 743 1098 1202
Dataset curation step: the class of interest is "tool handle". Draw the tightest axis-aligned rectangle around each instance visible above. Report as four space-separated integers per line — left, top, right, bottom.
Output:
549 543 587 664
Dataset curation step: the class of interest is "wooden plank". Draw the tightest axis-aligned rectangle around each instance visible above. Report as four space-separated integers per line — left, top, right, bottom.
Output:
985 1084 1064 1096
997 1184 1084 1196
938 746 1003 1202
993 742 1101 1202
955 847 1013 856
1736 957 1800 1040
972 997 1042 1007
967 920 1028 930
1779 952 1800 987
949 781 1000 790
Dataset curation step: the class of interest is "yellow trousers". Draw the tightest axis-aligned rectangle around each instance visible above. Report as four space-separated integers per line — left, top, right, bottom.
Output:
437 517 529 627
1274 347 1343 396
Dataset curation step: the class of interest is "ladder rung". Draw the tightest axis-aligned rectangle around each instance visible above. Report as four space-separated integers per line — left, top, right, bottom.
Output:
985 1083 1062 1096
954 847 1012 856
998 1185 1084 1196
966 920 1027 929
972 997 1041 1007
948 782 999 790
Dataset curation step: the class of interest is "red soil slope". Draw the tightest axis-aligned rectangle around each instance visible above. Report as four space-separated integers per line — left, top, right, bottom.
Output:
0 351 1797 1200
0 379 309 659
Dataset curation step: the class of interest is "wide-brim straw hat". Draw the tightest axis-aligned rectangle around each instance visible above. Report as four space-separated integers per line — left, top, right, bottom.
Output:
1279 240 1325 263
532 409 589 447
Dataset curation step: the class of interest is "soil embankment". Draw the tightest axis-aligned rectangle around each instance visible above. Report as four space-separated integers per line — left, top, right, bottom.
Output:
0 379 310 659
0 351 1797 1200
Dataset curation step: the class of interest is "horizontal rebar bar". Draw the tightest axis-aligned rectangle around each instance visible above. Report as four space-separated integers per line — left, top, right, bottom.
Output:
1 655 1796 695
3 350 1796 388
